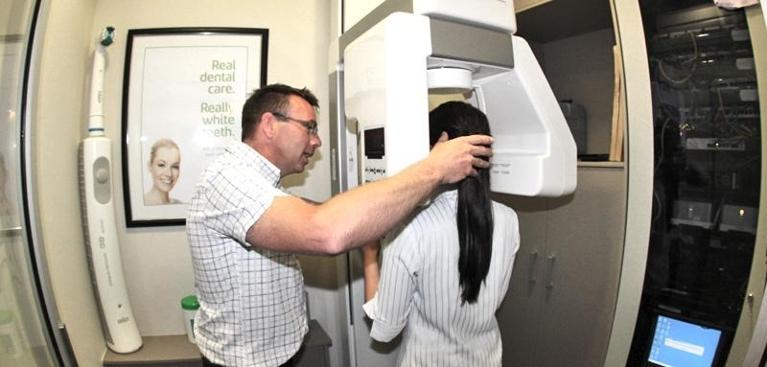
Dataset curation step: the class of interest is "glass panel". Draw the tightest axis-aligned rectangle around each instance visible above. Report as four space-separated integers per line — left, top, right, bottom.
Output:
1 0 59 366
629 1 762 366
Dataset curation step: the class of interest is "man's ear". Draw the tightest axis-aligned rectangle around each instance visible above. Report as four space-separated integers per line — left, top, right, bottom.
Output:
259 112 277 139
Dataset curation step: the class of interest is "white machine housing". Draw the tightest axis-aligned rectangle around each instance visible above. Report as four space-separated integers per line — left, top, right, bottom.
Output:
409 0 517 33
342 0 577 196
333 2 576 366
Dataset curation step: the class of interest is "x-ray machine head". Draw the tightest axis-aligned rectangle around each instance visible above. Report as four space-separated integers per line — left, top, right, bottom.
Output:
339 0 577 197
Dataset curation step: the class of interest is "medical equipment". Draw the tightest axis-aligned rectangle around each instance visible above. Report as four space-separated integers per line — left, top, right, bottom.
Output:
339 0 577 197
78 27 142 354
330 1 578 365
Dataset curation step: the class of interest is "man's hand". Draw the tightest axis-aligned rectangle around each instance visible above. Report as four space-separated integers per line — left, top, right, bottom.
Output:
427 132 493 184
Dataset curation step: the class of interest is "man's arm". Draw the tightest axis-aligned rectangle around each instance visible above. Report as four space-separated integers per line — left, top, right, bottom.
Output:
246 133 492 255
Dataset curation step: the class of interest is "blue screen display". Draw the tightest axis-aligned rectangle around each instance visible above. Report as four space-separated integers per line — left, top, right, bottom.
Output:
648 315 722 367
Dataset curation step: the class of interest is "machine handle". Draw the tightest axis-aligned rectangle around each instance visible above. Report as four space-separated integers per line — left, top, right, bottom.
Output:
545 254 557 289
330 147 338 180
528 250 539 284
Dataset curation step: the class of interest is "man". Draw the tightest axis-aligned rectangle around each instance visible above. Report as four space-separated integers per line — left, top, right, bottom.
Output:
187 84 492 367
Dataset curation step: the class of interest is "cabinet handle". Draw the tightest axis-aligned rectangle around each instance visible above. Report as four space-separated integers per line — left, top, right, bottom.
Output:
545 254 557 289
528 250 539 284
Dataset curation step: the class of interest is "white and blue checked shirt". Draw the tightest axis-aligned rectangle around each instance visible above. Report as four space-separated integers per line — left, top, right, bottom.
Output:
187 142 308 367
364 189 520 366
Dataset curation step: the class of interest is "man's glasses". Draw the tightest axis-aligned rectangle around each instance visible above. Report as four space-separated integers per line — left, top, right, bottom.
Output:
271 112 319 135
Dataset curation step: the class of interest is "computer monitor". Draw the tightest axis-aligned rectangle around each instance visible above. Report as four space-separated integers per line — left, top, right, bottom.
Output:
648 314 723 367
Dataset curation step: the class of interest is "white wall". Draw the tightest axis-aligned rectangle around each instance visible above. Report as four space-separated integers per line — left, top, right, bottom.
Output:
343 0 385 32
35 1 349 366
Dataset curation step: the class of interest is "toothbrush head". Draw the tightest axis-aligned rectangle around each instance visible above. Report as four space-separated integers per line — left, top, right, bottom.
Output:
100 27 116 47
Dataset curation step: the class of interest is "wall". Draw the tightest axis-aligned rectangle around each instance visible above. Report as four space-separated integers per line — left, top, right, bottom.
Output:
35 1 348 366
540 28 616 155
343 0 385 32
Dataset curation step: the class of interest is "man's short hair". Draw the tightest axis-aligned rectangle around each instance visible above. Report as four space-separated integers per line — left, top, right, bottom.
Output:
241 84 319 141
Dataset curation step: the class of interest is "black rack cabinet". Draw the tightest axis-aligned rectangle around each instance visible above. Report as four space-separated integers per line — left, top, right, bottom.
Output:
628 2 762 366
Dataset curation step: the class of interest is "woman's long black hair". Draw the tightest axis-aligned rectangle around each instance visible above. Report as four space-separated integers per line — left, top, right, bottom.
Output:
429 101 493 304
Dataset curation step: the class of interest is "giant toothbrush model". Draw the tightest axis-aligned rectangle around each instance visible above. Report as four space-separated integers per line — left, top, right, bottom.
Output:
78 27 142 354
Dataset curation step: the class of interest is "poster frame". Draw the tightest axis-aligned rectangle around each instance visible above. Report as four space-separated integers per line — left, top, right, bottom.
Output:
121 27 268 227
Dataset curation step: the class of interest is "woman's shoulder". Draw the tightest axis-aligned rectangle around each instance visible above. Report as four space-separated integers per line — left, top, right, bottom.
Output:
491 200 518 221
386 201 452 248
409 197 456 230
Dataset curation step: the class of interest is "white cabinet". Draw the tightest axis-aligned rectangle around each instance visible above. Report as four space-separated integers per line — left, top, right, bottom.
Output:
496 165 626 366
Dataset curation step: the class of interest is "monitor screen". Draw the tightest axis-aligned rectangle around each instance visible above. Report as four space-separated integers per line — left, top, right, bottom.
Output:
648 315 722 367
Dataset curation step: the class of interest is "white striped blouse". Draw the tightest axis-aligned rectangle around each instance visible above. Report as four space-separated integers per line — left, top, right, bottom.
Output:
363 189 520 366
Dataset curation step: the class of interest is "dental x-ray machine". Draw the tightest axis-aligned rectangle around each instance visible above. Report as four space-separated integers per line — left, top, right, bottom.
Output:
329 0 577 365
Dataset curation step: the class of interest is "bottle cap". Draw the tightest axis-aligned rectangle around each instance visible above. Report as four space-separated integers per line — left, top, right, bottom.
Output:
181 295 199 310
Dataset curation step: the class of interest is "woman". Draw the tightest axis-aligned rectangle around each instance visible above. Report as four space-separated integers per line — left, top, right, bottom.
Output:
362 101 520 366
144 138 182 205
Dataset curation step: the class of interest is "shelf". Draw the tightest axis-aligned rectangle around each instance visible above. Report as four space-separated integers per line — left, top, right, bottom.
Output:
515 0 552 13
102 320 332 367
102 335 200 367
578 161 624 168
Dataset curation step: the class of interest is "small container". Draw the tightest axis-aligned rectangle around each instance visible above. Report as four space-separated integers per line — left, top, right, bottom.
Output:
180 295 199 344
559 101 588 156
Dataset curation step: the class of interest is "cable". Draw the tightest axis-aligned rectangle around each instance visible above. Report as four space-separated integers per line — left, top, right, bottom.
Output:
653 189 663 224
655 117 672 172
715 87 755 137
657 32 699 85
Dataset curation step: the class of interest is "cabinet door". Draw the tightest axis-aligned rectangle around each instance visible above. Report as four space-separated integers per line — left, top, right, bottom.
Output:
497 167 626 367
536 167 626 367
497 194 550 367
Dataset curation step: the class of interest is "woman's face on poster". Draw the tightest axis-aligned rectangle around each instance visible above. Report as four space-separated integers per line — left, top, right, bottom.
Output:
149 146 180 193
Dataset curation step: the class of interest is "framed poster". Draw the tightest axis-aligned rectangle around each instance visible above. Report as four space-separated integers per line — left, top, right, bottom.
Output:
122 27 268 227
